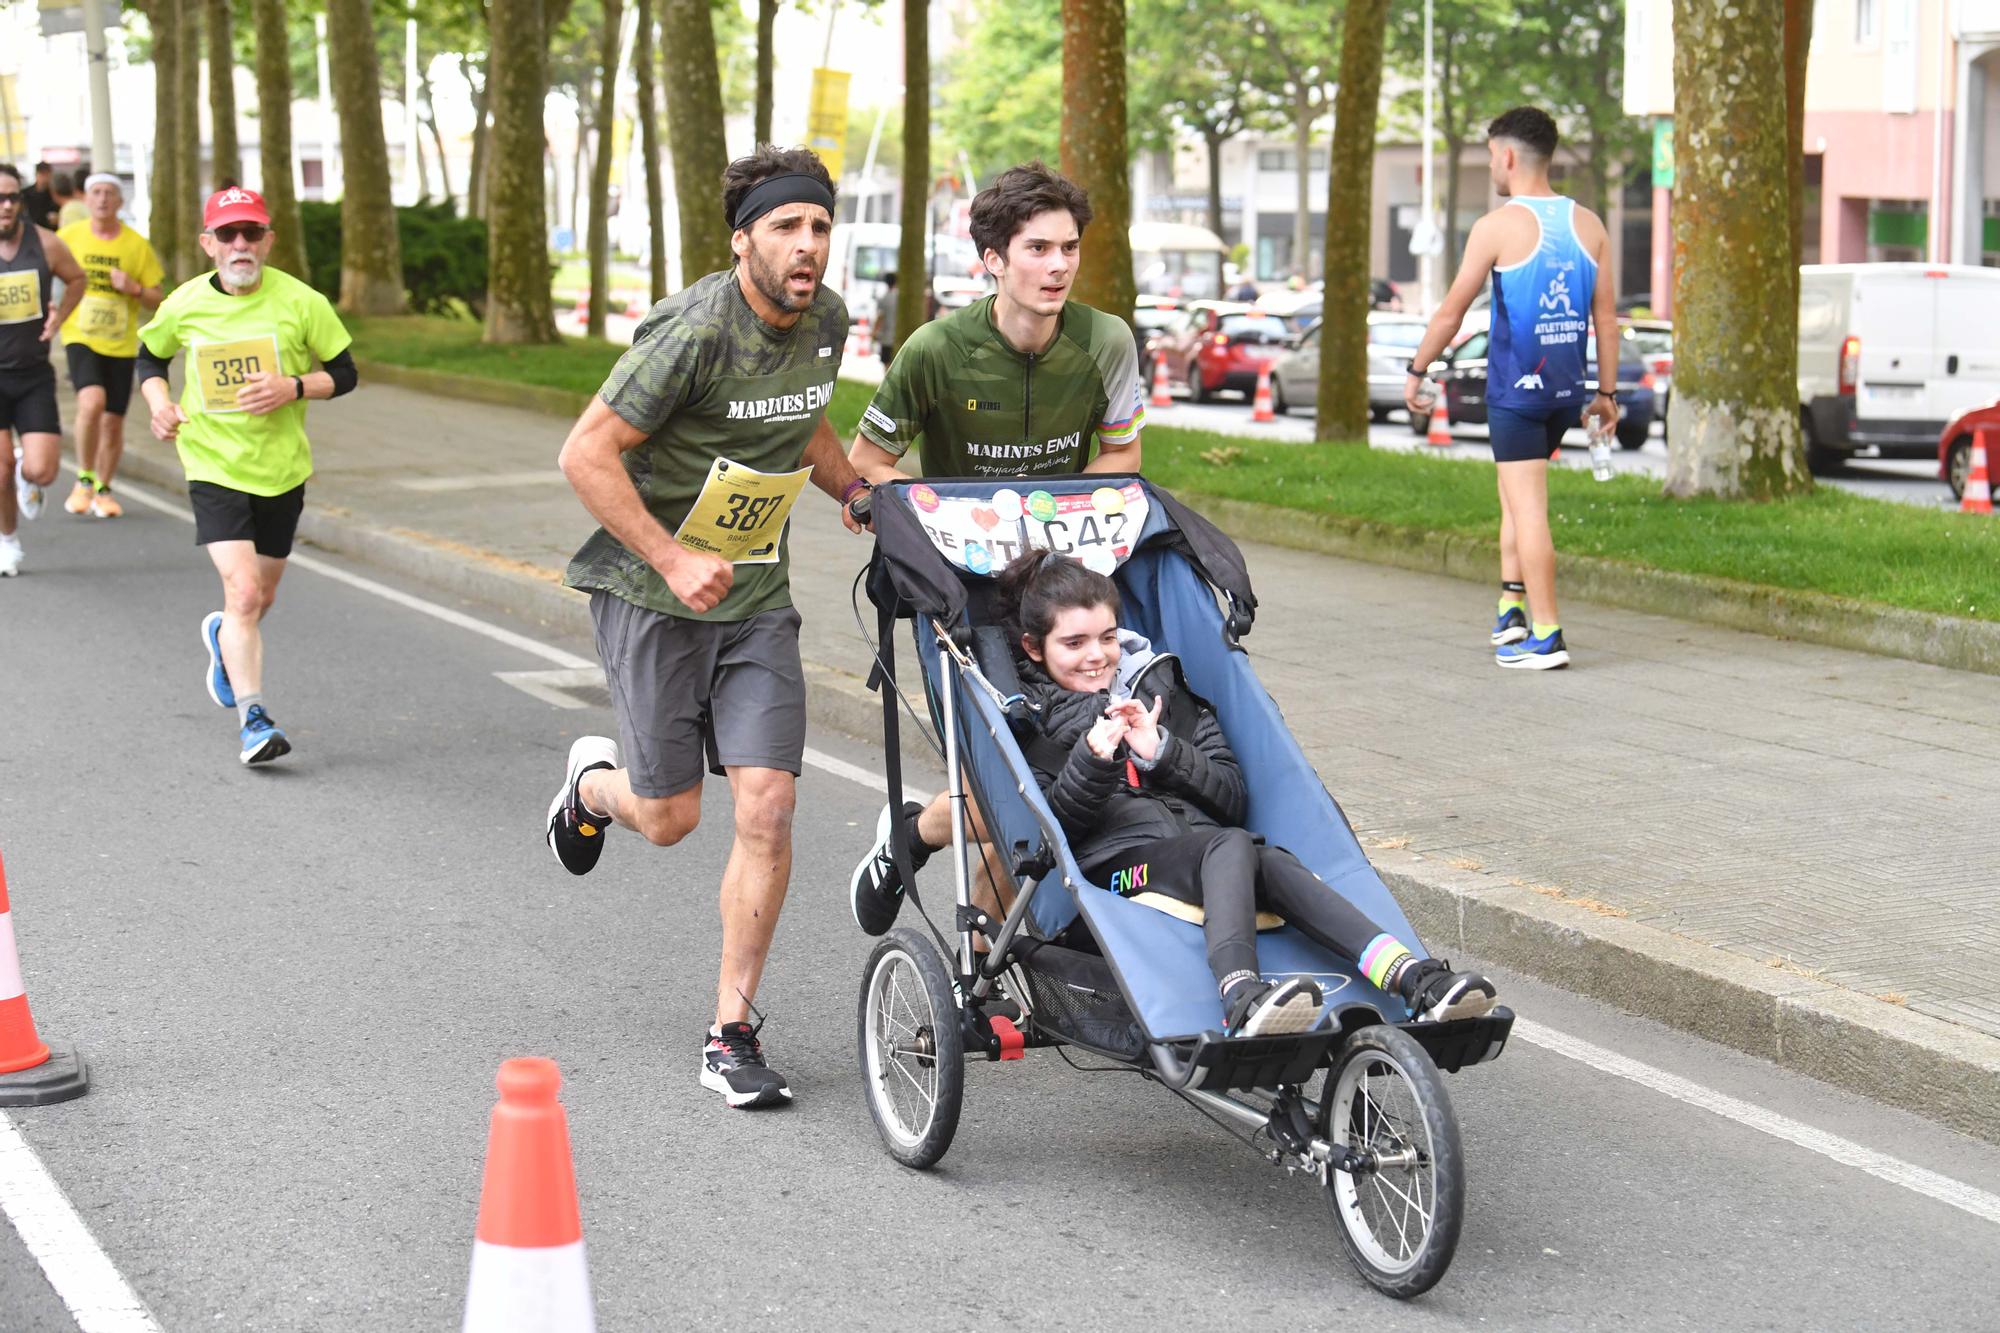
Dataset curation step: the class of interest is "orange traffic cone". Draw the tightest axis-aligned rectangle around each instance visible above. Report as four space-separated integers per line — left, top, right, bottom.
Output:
1150 354 1172 407
1251 363 1275 422
462 1059 595 1333
855 315 873 358
1962 428 1994 515
1427 398 1452 447
0 851 88 1106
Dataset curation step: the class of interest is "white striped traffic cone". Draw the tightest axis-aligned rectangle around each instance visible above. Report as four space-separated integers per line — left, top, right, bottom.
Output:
855 315 872 358
1427 398 1452 447
462 1059 595 1333
0 850 88 1107
1251 363 1275 422
1150 354 1172 407
1962 428 1993 515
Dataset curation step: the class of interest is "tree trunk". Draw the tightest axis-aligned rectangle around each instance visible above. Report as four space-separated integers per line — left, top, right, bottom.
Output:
1060 0 1135 323
484 0 558 342
1204 129 1225 240
1785 0 1813 276
662 0 732 286
325 0 405 313
1292 90 1312 281
175 0 202 280
466 68 489 219
1442 132 1464 275
420 65 455 208
1316 0 1388 442
570 127 587 244
205 0 239 188
635 0 667 302
897 0 929 343
148 0 182 285
251 0 306 277
587 0 623 337
1666 0 1809 498
755 0 778 148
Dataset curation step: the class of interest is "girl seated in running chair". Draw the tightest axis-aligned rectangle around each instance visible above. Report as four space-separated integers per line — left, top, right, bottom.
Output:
997 549 1501 1038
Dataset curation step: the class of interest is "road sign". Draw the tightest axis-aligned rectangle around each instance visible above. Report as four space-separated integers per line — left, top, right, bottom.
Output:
807 68 850 180
1652 119 1675 190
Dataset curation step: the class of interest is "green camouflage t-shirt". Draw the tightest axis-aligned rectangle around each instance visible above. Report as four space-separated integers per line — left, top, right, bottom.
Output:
564 269 849 621
857 296 1145 478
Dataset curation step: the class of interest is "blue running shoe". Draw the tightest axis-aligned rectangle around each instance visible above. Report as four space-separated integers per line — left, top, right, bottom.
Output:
1496 628 1570 670
1490 605 1529 646
201 611 235 708
239 704 291 765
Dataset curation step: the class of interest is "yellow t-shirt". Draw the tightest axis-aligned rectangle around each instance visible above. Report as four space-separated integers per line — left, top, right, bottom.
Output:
59 201 89 228
57 220 166 358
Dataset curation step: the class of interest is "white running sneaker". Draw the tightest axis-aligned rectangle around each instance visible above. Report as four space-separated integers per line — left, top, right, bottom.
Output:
15 472 43 521
0 534 21 577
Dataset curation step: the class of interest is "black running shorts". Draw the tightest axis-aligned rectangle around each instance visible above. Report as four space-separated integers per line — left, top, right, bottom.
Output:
589 591 807 798
188 479 307 558
63 343 137 416
0 362 61 436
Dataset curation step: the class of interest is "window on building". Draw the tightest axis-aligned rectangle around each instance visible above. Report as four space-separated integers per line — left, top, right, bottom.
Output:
1258 149 1291 172
301 159 324 190
1855 0 1878 45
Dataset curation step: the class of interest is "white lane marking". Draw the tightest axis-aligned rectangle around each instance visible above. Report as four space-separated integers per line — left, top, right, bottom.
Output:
395 470 566 492
1516 1019 2000 1228
104 472 593 670
494 667 604 710
90 471 2000 1231
0 1114 165 1332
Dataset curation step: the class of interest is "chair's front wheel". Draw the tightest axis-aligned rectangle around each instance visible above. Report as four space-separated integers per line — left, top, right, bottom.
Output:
858 928 965 1169
1319 1024 1466 1298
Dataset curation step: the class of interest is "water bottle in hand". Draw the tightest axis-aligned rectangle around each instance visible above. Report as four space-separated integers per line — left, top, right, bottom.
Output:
1414 377 1439 412
1587 413 1615 482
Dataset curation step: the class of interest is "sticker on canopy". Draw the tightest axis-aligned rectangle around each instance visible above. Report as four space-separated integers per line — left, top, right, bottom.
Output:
913 481 1149 577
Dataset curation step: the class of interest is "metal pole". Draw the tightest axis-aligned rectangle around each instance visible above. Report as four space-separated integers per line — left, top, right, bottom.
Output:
1419 0 1436 315
402 8 420 202
80 0 116 171
316 14 340 199
857 98 889 225
1930 4 1948 263
820 0 841 70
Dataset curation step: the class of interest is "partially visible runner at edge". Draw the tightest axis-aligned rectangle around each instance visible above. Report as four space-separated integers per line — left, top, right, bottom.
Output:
843 160 1148 940
1404 105 1618 672
59 172 166 519
544 145 866 1111
137 186 360 765
0 161 87 577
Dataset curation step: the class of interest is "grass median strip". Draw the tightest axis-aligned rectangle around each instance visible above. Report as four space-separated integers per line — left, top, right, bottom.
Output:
349 314 1998 623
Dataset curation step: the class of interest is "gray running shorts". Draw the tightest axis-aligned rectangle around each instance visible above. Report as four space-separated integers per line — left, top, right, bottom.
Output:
589 591 807 798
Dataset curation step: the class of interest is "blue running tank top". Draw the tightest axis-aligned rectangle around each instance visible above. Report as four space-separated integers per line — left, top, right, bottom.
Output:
1486 196 1595 413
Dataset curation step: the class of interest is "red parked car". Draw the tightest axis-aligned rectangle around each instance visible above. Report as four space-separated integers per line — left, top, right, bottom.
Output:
1939 401 2000 501
1146 303 1293 404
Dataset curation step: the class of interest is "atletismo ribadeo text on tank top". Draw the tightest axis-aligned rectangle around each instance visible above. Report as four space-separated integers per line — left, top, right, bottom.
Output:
1486 196 1596 414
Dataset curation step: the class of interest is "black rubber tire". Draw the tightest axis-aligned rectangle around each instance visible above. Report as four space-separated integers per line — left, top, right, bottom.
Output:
1408 411 1431 438
1945 435 1970 500
858 928 965 1170
1616 420 1648 451
1270 376 1290 416
1370 406 1389 423
1319 1025 1465 1299
1192 370 1212 404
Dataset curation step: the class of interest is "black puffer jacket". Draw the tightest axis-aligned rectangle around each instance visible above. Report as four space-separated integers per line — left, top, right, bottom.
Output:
1011 640 1247 874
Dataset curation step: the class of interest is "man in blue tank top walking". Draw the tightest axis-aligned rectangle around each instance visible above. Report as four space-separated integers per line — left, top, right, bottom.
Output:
1403 107 1619 670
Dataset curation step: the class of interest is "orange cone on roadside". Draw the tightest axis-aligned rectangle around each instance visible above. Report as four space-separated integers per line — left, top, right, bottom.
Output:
855 315 873 358
1150 354 1172 407
1251 363 1275 422
1963 428 1994 515
463 1059 595 1333
0 852 89 1106
1427 398 1452 447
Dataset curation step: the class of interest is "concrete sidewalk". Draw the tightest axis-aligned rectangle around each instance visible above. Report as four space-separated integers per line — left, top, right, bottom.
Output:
101 377 2000 1139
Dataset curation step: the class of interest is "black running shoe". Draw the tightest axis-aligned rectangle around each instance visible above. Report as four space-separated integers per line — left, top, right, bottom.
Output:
546 736 617 875
700 1020 793 1109
1223 976 1325 1037
850 801 930 935
1402 960 1499 1023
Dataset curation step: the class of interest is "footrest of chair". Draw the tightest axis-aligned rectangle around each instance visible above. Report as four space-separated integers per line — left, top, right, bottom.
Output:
1398 1006 1514 1073
1155 1028 1341 1093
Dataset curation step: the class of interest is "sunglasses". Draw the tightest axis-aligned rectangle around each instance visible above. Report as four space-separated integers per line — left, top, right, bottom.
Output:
0 192 20 204
213 224 267 244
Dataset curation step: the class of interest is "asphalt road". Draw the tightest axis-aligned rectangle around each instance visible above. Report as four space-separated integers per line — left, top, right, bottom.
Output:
2 483 1998 1329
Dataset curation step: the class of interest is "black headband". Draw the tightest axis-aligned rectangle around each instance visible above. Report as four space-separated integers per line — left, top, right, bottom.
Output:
732 173 836 232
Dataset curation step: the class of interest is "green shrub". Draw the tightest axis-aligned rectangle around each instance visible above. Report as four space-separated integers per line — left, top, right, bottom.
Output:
298 198 489 318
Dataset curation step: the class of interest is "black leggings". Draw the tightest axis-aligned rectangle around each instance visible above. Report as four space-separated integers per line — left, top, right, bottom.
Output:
1087 828 1393 993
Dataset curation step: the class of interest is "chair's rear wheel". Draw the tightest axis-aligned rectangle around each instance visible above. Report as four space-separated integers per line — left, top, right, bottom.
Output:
858 928 965 1169
1319 1024 1465 1298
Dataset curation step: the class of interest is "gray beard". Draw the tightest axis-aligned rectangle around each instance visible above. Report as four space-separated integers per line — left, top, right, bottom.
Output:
219 261 262 292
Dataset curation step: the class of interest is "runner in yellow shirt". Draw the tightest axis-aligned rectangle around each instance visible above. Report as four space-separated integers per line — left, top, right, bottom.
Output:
58 174 165 518
137 187 359 766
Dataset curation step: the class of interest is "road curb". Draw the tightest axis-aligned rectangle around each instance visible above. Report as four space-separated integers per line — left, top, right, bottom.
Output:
110 445 2000 1144
350 358 596 420
1175 492 2000 678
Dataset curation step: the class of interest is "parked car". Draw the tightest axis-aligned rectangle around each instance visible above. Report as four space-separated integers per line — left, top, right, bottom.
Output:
1145 300 1252 400
1191 311 1294 402
1267 313 1431 420
1798 263 2000 474
1938 399 2000 501
1409 325 1656 450
1262 279 1407 335
1626 319 1673 420
1134 297 1188 373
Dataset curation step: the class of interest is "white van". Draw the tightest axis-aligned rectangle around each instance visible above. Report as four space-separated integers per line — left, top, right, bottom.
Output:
1798 263 2000 472
826 223 988 326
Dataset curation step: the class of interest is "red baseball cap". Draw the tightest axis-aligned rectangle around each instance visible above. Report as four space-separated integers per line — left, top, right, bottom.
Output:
203 186 270 230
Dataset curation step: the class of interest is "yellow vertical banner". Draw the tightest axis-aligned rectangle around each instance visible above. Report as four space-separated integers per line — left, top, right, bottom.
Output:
609 116 631 190
0 75 24 159
807 68 850 181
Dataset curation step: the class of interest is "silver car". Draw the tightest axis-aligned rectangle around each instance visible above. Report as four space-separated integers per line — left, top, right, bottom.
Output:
1269 313 1430 420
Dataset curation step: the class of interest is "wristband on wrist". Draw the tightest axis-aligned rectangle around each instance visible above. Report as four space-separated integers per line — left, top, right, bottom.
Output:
1595 389 1617 401
841 477 871 504
1406 360 1424 377
293 375 305 401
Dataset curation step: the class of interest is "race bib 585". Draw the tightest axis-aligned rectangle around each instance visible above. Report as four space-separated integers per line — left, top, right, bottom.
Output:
0 271 41 325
